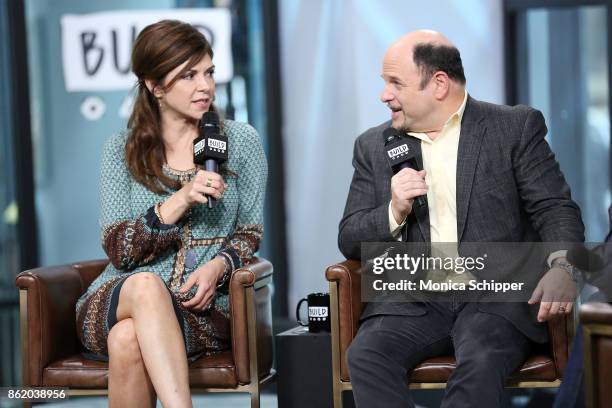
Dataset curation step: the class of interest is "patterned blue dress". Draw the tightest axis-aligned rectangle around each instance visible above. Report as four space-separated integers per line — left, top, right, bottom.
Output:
76 120 267 357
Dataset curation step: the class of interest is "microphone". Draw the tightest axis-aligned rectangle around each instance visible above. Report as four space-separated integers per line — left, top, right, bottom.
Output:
383 127 427 208
567 244 606 273
194 111 228 209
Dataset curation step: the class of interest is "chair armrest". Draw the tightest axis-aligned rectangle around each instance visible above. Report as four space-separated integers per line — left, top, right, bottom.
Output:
326 260 362 381
228 257 273 384
546 311 574 378
72 259 109 289
580 302 612 324
14 260 107 386
230 257 273 288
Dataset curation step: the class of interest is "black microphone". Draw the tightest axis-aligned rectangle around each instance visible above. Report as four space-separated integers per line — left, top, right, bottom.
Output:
567 244 606 273
194 111 228 209
383 127 427 208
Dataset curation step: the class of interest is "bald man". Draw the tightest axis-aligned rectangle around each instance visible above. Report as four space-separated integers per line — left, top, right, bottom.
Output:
338 31 584 407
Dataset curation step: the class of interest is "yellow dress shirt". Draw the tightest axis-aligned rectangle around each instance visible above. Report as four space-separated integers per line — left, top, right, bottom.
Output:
388 91 469 285
389 90 468 242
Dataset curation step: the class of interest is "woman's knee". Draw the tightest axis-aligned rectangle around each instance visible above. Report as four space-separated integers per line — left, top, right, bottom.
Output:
108 319 142 365
122 272 170 305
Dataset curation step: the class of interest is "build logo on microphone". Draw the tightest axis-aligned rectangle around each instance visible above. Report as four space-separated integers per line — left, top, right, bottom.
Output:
194 139 206 156
208 138 227 153
387 144 409 160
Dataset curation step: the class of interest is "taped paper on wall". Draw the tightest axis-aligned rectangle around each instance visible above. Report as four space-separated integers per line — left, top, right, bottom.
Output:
61 9 233 92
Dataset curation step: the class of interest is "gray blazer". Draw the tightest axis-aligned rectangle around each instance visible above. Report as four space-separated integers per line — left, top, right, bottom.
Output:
338 96 585 342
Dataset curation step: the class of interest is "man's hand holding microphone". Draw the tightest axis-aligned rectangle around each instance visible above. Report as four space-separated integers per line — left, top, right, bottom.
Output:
384 127 428 225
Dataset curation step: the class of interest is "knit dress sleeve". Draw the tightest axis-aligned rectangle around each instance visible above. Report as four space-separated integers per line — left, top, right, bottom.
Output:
215 124 268 288
99 133 181 270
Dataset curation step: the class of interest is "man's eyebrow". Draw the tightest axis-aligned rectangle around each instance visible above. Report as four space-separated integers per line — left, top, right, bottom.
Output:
382 73 402 82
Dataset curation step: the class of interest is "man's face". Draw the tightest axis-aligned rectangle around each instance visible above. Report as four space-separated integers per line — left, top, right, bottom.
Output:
380 48 433 132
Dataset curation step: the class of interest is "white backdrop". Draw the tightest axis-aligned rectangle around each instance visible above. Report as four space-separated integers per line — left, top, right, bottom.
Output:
278 0 505 313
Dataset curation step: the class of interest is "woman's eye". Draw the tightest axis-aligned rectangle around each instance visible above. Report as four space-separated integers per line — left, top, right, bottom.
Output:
207 70 215 77
183 73 194 80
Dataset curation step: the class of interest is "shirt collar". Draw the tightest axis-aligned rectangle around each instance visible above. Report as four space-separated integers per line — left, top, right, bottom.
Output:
407 90 468 143
449 89 468 125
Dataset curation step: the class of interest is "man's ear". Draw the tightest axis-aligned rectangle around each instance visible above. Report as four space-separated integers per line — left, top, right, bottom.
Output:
432 71 450 100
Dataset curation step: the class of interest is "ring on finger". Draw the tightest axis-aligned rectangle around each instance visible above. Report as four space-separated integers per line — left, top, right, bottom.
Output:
206 178 213 188
559 305 566 312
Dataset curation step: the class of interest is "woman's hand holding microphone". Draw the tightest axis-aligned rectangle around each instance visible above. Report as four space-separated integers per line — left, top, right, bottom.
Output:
157 170 227 225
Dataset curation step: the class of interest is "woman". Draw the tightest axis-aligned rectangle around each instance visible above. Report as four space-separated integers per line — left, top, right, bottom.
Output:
76 20 267 408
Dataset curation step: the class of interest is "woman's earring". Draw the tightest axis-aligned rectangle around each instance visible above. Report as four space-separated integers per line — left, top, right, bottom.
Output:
154 89 164 111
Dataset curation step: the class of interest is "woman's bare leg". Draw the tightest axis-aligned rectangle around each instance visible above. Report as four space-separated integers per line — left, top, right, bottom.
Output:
108 318 156 408
114 272 192 408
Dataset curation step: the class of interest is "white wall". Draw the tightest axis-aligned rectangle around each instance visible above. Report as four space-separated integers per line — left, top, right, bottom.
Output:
278 0 505 313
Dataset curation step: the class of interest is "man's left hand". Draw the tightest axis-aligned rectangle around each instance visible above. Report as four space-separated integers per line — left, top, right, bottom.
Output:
528 267 577 322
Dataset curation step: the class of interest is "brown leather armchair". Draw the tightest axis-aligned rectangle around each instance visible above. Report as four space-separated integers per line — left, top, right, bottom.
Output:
326 260 575 408
581 302 612 408
15 257 275 408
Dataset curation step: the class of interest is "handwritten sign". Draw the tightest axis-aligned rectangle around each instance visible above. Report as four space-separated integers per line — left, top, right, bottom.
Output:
61 9 233 92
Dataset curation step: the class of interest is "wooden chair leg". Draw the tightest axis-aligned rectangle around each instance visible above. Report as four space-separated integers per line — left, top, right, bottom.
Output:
333 386 343 408
250 386 260 408
247 285 261 408
330 282 344 408
20 290 32 408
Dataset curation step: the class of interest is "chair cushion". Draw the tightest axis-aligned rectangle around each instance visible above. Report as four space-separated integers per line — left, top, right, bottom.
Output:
42 352 238 389
408 355 557 384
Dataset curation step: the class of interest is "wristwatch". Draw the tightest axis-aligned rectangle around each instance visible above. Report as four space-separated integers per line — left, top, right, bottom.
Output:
551 257 581 282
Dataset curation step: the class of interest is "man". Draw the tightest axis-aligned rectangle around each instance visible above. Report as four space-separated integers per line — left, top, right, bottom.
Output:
338 30 584 408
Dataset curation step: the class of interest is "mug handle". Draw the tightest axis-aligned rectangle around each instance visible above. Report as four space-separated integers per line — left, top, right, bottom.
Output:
296 297 308 326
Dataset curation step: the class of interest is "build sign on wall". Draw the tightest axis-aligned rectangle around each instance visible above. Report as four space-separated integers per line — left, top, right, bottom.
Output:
61 9 232 92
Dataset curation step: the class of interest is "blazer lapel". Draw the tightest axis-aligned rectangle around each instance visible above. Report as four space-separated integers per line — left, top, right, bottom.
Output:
402 135 430 242
456 97 486 242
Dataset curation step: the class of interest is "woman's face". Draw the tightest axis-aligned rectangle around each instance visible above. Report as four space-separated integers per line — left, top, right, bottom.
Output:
159 54 215 122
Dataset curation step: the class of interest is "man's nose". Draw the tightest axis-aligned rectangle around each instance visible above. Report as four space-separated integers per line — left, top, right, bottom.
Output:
380 89 393 103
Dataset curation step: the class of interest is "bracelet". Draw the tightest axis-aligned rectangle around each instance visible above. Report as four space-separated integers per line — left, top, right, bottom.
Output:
216 253 233 288
154 202 166 224
551 257 581 283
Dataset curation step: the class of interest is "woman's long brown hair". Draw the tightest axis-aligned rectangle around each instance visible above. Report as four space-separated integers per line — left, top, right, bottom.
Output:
126 20 215 194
